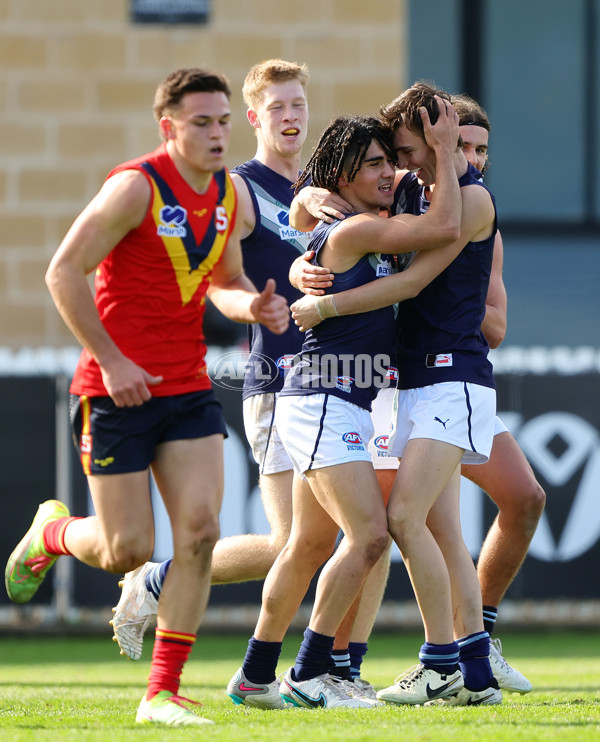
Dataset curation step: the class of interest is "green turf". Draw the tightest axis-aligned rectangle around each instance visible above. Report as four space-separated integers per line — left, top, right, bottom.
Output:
0 631 599 741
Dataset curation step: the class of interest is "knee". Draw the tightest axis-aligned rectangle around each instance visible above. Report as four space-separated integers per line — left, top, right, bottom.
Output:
188 514 221 556
500 480 546 524
364 532 389 567
387 511 409 545
99 539 153 574
527 482 546 518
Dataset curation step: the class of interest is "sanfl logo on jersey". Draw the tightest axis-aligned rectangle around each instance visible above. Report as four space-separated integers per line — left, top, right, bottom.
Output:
157 204 188 237
215 205 229 233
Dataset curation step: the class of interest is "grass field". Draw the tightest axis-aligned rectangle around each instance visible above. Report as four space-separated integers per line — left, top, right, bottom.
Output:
1 631 599 741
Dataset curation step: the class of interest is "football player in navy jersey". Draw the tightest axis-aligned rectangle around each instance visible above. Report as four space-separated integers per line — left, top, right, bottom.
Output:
290 83 502 706
450 94 543 694
292 91 542 698
227 101 465 710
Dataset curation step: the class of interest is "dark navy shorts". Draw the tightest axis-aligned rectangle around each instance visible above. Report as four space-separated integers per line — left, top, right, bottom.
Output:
70 389 228 475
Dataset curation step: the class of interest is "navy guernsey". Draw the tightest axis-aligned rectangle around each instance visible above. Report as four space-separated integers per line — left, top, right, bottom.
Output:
279 218 397 412
232 159 313 399
392 164 497 390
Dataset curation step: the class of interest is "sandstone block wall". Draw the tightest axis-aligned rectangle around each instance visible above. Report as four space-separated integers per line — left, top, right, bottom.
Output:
0 0 406 347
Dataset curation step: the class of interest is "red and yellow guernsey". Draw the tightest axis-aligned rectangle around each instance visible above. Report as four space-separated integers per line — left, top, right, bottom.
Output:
70 143 237 397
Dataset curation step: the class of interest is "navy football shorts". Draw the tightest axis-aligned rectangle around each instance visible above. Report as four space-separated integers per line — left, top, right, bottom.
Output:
70 389 227 475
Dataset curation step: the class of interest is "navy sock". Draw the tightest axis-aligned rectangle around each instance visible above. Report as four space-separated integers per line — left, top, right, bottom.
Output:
330 649 352 680
482 605 498 636
458 631 496 691
242 637 282 685
348 641 368 680
145 559 171 599
419 641 460 675
293 628 335 681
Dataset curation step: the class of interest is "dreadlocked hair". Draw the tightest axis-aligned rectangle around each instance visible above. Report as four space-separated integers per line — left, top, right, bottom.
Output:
294 115 397 194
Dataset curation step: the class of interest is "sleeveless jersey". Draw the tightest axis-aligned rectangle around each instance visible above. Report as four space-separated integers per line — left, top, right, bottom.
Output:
232 159 312 399
279 218 397 411
70 143 237 397
392 164 497 390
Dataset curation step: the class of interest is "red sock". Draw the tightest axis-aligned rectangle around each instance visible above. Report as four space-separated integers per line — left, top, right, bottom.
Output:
146 628 196 700
42 516 82 555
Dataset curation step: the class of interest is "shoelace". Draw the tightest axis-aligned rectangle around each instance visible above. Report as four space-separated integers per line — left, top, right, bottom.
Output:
394 664 425 687
491 639 511 669
322 675 352 700
166 694 202 708
24 554 53 575
340 679 363 698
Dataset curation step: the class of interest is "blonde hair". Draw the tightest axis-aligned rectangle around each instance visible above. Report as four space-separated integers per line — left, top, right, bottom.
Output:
242 59 309 109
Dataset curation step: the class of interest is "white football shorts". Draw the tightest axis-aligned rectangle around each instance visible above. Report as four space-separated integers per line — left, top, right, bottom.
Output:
275 393 374 475
243 392 293 475
388 381 496 465
493 415 509 436
368 386 399 470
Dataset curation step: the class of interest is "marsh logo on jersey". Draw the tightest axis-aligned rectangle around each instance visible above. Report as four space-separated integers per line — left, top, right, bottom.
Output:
376 255 394 277
343 431 365 451
158 205 188 237
374 435 389 456
336 376 354 393
277 209 311 241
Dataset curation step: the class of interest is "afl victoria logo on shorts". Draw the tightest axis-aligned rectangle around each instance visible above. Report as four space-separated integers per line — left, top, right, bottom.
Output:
342 431 365 451
374 435 389 456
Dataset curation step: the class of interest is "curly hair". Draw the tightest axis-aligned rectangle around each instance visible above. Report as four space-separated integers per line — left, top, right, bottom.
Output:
294 115 396 194
379 81 451 139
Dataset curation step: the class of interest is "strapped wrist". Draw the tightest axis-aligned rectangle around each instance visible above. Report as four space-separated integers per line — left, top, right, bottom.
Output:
315 294 339 321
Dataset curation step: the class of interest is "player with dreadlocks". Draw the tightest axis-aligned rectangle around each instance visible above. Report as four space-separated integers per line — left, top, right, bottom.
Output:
294 115 397 192
227 102 463 710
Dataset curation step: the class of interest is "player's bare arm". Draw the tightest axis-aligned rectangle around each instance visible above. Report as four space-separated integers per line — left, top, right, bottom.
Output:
208 217 290 334
45 170 164 407
289 186 353 230
230 172 257 239
481 230 507 348
291 181 493 330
